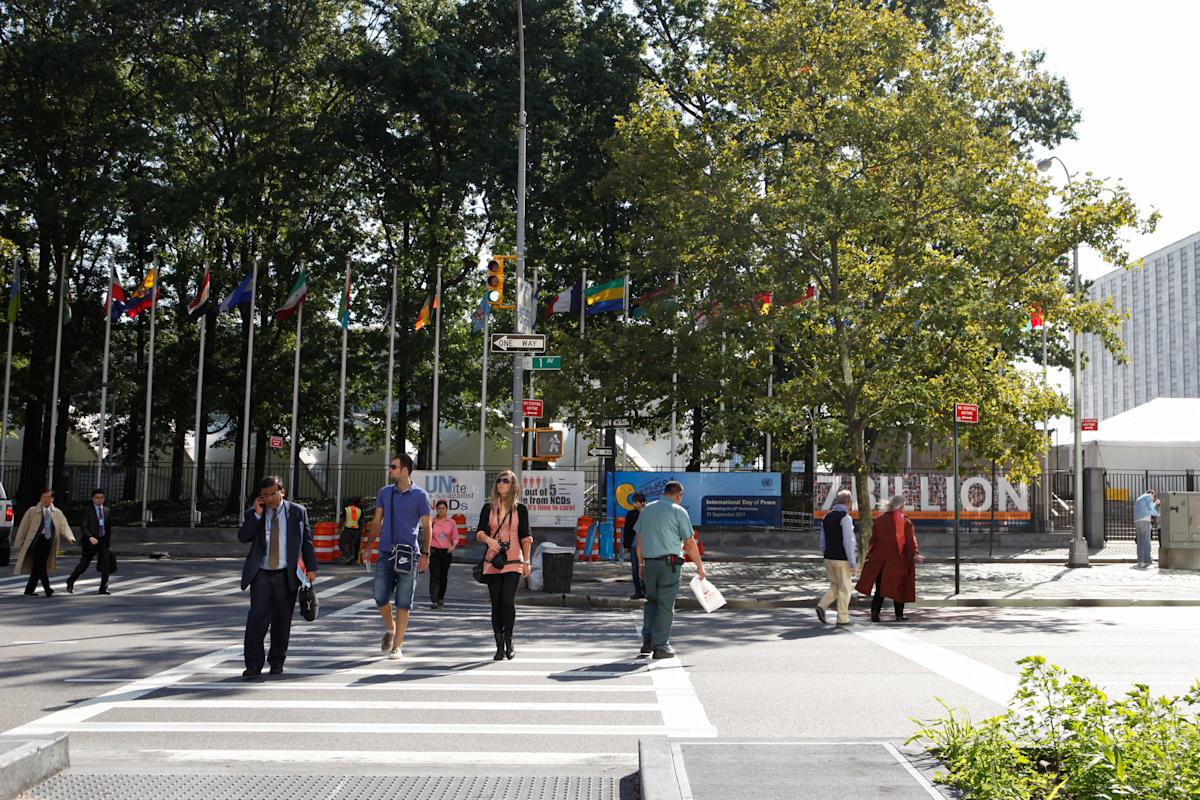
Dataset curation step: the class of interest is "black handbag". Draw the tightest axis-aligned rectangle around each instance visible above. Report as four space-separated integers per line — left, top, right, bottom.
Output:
391 543 416 574
473 507 514 583
299 583 319 621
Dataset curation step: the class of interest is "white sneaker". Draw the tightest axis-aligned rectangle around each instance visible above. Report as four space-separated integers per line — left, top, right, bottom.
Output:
388 646 401 660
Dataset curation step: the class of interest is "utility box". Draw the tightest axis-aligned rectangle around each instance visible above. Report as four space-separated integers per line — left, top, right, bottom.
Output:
1159 492 1200 571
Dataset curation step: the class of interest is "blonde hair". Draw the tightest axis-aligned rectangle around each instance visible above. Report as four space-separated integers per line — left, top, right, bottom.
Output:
490 469 522 513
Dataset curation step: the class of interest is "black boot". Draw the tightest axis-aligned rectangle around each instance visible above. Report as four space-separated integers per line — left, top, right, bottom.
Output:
493 631 505 661
504 632 515 660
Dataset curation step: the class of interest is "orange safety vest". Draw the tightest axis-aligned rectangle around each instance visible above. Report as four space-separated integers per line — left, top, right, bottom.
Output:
344 505 361 528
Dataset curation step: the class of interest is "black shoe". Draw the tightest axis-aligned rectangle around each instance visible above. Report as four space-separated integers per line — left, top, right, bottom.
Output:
66 581 75 594
895 614 908 621
493 632 505 661
815 606 827 624
44 588 54 597
639 636 652 656
269 665 284 675
98 589 111 595
870 612 881 622
23 590 35 596
504 633 515 660
429 603 439 610
242 668 263 680
651 647 676 660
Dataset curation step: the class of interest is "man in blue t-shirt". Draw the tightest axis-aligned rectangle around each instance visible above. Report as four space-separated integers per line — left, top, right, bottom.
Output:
368 453 431 660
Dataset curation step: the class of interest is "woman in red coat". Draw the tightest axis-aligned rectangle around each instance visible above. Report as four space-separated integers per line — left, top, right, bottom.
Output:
855 494 922 621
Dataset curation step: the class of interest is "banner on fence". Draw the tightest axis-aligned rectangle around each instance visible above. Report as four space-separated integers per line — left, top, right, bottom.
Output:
813 473 1031 525
521 471 586 528
413 470 487 519
608 471 782 527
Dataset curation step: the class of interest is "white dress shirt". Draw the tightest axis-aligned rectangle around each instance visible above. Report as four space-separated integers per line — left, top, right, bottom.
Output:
257 503 289 570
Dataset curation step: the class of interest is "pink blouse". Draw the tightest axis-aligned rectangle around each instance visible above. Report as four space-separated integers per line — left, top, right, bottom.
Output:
482 504 528 576
431 517 458 550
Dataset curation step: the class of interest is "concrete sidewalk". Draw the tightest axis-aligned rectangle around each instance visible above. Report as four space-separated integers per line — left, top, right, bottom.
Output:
524 543 1200 609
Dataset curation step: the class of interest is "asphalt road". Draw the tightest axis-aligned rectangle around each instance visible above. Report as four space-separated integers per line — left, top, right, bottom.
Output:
3 558 1199 797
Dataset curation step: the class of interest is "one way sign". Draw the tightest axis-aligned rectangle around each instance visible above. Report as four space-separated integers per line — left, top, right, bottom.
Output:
491 333 546 353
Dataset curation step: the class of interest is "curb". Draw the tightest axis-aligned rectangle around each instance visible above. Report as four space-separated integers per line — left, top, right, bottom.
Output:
516 594 1200 611
637 739 685 800
0 734 68 800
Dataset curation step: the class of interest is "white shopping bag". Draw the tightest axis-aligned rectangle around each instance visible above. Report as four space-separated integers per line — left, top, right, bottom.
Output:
689 575 727 613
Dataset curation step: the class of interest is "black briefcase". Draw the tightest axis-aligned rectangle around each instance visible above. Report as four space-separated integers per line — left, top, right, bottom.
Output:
299 583 319 621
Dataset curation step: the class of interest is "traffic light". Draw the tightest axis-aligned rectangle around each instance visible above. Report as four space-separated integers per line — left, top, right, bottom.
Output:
486 255 514 307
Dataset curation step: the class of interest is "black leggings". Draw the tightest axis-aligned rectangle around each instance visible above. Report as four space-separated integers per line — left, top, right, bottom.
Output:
428 548 452 603
871 574 905 619
485 572 520 635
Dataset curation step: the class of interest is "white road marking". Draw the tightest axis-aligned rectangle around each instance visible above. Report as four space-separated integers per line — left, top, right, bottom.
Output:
883 742 947 799
120 698 659 712
63 678 658 693
627 610 717 739
852 626 1017 706
671 743 697 800
118 576 194 596
21 721 668 736
192 666 648 679
228 654 630 665
164 575 240 596
313 576 372 598
13 640 79 645
141 749 637 768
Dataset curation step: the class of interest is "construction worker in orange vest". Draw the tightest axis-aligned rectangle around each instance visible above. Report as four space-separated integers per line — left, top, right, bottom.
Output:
339 497 363 564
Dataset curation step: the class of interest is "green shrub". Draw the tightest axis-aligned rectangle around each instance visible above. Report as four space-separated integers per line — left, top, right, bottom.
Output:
909 655 1200 799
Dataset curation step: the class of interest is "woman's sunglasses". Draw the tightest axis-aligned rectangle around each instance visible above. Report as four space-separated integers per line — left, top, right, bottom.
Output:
496 477 512 484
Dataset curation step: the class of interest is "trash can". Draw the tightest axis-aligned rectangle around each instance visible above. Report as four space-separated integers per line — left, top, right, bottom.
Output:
542 551 575 593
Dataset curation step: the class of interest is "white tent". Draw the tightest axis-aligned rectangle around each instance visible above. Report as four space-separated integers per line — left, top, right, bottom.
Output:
1055 398 1200 471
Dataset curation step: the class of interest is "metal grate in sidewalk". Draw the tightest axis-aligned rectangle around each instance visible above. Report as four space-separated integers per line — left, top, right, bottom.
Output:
21 773 635 800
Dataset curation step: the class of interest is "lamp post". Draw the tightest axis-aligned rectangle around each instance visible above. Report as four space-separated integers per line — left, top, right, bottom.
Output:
1037 155 1089 568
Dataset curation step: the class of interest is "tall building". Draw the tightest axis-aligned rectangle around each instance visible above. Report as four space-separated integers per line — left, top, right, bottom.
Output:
1081 230 1200 420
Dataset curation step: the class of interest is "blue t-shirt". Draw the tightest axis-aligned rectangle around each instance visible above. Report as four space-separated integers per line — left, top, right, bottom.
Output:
376 483 431 554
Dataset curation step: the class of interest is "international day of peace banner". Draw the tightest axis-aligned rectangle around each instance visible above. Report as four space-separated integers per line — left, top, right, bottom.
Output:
607 471 782 527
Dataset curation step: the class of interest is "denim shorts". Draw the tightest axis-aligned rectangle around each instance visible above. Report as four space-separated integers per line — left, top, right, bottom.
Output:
373 554 417 610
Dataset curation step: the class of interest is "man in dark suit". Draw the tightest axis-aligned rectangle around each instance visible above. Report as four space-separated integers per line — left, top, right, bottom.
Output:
238 475 316 680
67 489 113 595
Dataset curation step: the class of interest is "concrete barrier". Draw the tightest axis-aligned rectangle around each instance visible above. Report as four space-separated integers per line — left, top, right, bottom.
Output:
0 734 68 800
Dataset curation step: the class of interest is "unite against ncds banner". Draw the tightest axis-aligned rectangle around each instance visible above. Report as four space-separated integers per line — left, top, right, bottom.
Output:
607 471 782 527
413 470 586 529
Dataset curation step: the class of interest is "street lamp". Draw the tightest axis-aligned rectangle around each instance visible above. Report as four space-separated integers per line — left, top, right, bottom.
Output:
1037 156 1089 568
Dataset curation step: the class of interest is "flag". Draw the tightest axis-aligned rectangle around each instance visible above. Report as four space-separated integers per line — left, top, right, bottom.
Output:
62 259 74 325
471 293 490 333
585 277 626 316
1026 305 1045 331
124 288 157 318
337 269 352 329
187 269 212 320
107 282 127 321
754 291 772 315
414 293 439 331
273 271 308 321
630 281 678 319
219 272 254 313
545 282 581 318
781 285 817 306
6 257 19 323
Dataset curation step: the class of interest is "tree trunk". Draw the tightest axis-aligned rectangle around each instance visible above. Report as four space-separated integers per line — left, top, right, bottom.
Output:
169 424 185 501
849 416 872 564
195 310 213 504
17 244 53 508
687 404 703 471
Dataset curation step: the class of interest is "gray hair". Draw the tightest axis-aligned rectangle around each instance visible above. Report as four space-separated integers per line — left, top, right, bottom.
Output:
835 489 853 506
889 494 906 511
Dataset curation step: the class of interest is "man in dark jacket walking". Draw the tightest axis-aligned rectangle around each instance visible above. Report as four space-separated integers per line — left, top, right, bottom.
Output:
67 489 113 595
623 493 647 599
238 476 316 679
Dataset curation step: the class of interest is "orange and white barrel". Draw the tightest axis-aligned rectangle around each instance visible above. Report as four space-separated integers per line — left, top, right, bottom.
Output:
453 513 469 548
575 515 594 561
313 522 339 563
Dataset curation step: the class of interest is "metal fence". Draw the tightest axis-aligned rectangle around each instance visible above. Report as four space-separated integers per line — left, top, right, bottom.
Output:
1103 470 1195 540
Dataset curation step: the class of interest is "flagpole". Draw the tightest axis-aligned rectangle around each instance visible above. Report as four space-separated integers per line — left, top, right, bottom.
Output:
289 302 303 495
46 251 67 488
140 272 159 525
525 265 539 462
479 308 489 469
335 261 350 531
511 0 528 475
238 259 259 504
431 263 442 469
384 257 398 479
190 311 207 528
96 261 116 492
573 267 585 470
621 272 629 469
765 349 774 472
670 269 678 471
1 253 16 479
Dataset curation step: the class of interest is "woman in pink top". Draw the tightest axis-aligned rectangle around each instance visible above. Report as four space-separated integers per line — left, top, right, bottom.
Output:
428 500 458 609
475 469 532 660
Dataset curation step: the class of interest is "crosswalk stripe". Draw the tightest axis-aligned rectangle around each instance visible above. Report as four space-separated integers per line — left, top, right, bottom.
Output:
286 645 634 656
21 721 668 736
194 666 649 679
231 654 634 665
121 698 659 712
314 575 371 598
139 749 638 768
164 575 240 596
113 680 658 694
119 576 193 595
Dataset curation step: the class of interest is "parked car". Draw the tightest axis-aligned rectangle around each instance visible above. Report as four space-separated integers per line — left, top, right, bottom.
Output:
0 479 12 567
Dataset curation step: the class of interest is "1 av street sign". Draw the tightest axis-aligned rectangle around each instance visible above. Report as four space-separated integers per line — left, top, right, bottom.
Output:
1081 418 1099 431
521 399 544 418
491 333 546 353
954 403 980 424
604 417 632 429
523 355 562 370
588 446 615 458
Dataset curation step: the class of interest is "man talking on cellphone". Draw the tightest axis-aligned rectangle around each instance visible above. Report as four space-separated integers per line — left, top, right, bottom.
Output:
238 475 316 680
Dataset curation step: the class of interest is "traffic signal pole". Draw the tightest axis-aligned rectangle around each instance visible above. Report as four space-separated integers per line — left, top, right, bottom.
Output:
511 0 528 474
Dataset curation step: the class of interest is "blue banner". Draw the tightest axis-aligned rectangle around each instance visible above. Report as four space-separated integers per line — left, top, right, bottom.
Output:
607 471 782 527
